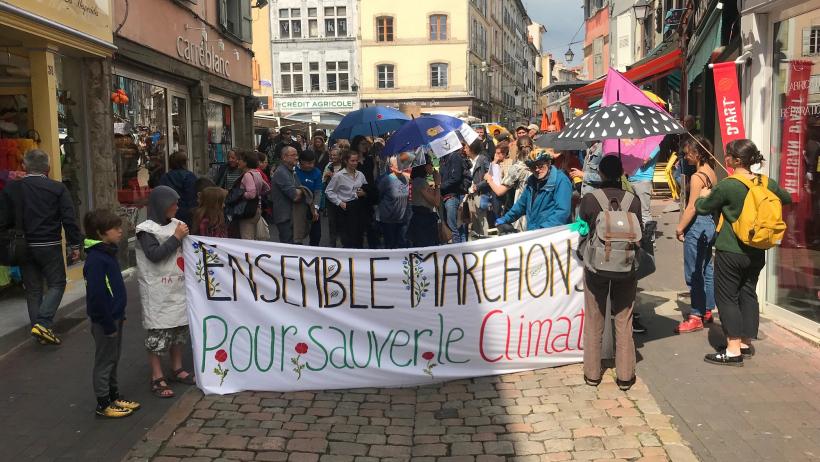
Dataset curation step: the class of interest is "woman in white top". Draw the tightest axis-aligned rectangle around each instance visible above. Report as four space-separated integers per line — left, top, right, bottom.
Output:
325 150 368 248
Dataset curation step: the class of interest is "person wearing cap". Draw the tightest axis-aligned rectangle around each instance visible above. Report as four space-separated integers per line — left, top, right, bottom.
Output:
515 125 528 140
494 150 572 231
527 124 540 140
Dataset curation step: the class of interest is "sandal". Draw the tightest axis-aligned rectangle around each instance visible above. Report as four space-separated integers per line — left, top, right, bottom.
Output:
150 377 175 398
584 375 602 387
171 368 196 385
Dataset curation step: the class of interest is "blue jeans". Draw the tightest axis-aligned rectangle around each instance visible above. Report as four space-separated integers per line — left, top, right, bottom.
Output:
22 245 67 328
443 195 466 243
684 215 716 316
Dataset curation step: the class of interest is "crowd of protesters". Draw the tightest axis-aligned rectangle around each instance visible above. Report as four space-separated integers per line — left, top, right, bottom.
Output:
0 112 789 418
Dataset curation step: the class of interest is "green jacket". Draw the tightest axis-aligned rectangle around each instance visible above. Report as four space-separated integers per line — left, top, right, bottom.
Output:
695 175 792 255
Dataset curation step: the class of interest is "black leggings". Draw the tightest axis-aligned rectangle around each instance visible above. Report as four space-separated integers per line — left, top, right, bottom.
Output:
714 250 765 339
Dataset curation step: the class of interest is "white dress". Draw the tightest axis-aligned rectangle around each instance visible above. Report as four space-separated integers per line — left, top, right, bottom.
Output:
135 219 188 330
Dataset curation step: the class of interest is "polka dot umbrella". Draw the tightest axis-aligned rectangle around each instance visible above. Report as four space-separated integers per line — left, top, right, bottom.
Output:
556 102 685 142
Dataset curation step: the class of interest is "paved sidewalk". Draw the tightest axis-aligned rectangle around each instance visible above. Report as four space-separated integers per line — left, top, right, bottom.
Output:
125 364 696 462
0 278 196 462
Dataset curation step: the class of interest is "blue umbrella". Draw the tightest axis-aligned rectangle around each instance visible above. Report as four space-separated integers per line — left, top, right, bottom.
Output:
330 106 411 141
383 114 479 158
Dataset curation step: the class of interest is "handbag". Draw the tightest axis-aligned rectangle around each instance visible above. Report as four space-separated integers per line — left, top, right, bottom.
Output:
225 172 259 221
438 220 452 244
0 182 27 266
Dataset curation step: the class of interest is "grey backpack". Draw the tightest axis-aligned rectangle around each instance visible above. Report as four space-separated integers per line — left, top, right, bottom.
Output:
582 189 642 279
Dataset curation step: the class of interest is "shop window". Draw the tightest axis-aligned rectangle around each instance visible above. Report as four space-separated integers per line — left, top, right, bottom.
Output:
326 61 349 92
280 62 304 93
325 7 347 38
207 101 232 167
430 15 447 41
768 12 820 325
377 64 395 89
377 16 394 42
219 0 252 42
431 63 448 88
279 8 302 39
112 75 168 199
309 62 321 91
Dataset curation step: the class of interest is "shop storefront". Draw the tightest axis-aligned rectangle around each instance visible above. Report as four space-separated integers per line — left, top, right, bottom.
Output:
742 0 820 337
0 1 116 287
111 0 254 266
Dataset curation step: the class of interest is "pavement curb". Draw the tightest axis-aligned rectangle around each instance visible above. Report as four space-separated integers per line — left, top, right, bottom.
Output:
122 387 202 461
0 268 136 360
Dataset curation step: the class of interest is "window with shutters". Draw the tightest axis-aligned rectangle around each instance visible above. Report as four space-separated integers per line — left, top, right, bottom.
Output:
377 64 395 89
280 62 304 93
326 62 350 92
593 37 604 78
218 0 252 42
279 8 302 39
430 15 447 40
377 16 394 42
325 6 348 38
430 63 448 88
804 26 820 56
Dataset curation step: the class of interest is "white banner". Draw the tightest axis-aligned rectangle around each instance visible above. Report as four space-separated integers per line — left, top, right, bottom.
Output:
184 227 584 394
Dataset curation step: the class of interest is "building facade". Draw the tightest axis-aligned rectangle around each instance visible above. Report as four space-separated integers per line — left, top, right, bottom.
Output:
359 0 538 125
267 0 360 131
584 0 611 80
111 0 256 265
0 0 117 284
740 0 820 338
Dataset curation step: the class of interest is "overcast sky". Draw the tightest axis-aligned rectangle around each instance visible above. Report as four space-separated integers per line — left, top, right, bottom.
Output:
522 0 585 66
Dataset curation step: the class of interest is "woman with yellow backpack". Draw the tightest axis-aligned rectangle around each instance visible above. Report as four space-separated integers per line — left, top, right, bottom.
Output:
695 139 791 366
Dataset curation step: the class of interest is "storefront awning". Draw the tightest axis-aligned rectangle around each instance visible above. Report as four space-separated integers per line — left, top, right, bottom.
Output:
686 7 722 87
541 80 591 95
570 48 683 109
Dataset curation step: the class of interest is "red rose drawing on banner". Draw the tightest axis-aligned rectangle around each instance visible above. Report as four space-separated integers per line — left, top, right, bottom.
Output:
421 351 437 378
213 349 229 386
292 343 309 380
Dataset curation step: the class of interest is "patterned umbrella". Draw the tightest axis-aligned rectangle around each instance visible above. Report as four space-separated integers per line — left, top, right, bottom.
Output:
557 102 685 142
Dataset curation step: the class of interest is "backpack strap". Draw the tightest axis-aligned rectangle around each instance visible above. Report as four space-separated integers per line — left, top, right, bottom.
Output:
591 189 611 212
619 192 635 215
695 172 713 189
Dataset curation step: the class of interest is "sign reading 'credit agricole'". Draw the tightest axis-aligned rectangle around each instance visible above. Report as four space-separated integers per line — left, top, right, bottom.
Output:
176 36 230 78
275 97 358 112
184 227 585 394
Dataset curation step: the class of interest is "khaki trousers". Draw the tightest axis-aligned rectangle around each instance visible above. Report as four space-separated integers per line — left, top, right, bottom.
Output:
582 270 637 382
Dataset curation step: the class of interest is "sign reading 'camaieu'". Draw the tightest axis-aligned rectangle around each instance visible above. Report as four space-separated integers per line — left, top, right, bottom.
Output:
184 227 585 394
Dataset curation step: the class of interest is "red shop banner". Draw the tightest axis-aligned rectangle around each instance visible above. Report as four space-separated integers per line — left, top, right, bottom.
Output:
778 60 814 251
712 62 747 147
779 60 812 203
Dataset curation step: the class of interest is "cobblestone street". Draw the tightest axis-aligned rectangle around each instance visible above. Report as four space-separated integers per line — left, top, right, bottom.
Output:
125 364 696 462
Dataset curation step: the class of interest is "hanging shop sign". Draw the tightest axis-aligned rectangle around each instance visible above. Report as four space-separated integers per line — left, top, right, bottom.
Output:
712 61 747 148
274 97 359 112
184 227 584 394
176 36 231 78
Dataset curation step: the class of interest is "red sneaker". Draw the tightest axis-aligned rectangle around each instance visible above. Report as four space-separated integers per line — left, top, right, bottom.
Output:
675 315 704 333
703 311 714 324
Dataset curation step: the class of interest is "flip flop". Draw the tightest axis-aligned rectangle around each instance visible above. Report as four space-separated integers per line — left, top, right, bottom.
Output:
171 368 196 385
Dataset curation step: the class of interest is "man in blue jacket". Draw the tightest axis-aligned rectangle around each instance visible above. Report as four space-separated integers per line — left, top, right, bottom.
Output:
496 151 572 230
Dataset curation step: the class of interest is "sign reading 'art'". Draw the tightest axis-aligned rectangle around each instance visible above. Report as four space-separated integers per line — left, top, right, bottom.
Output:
184 228 585 394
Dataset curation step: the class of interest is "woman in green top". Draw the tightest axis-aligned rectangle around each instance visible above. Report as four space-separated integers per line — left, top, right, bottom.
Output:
695 139 792 366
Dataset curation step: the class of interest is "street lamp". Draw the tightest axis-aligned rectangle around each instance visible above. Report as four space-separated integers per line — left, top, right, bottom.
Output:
632 0 651 20
564 47 575 62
